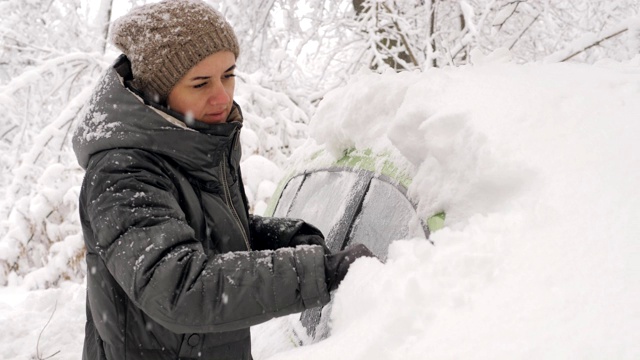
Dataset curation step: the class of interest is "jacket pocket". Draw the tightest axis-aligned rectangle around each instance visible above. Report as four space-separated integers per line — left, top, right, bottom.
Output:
125 301 182 356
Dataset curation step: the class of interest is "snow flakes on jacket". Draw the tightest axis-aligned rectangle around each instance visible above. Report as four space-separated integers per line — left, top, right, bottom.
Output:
72 56 329 360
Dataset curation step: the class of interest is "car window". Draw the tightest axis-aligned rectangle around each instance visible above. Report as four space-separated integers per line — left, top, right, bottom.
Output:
286 170 364 251
272 175 304 218
346 178 427 261
273 169 430 343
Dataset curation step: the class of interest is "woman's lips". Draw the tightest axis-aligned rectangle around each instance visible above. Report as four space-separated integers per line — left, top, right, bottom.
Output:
203 110 227 123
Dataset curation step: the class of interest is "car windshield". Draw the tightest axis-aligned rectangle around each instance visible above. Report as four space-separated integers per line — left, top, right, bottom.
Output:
274 168 427 256
346 177 426 261
287 171 359 238
271 167 429 341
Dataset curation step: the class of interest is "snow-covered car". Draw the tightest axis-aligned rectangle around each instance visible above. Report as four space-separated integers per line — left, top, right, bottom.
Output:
264 147 445 340
247 61 640 358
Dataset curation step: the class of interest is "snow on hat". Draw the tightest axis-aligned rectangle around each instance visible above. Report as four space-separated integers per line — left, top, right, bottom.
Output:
109 0 240 102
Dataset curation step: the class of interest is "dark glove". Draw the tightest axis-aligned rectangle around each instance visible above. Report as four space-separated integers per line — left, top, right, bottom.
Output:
324 243 375 292
290 234 331 255
249 215 326 251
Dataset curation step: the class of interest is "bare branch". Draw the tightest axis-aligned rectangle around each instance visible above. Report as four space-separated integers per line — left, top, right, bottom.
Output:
36 300 61 360
493 0 527 31
100 0 114 54
381 3 419 67
559 27 629 62
429 0 438 67
508 13 540 50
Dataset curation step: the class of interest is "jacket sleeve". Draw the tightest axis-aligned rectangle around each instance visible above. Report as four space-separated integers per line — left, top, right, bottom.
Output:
249 215 326 251
83 149 330 334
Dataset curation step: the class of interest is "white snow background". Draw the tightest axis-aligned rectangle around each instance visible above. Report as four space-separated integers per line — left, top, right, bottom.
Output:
1 55 640 359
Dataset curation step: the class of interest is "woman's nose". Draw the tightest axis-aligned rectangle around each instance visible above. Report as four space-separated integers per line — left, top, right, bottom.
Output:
207 81 230 105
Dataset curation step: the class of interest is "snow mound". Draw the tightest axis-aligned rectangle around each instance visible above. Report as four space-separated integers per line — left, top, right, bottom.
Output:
260 60 640 359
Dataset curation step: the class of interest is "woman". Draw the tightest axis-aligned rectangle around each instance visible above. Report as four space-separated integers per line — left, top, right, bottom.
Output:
72 1 373 359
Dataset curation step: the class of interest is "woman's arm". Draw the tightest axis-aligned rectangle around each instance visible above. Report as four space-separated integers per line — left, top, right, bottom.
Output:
83 149 330 334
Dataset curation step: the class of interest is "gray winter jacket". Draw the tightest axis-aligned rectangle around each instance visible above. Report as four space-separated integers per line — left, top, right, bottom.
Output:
72 56 330 360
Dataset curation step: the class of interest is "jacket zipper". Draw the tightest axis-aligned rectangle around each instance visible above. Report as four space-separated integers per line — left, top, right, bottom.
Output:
220 149 251 251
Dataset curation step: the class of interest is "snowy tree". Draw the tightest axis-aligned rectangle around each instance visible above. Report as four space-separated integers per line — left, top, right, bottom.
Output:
351 0 425 70
0 0 110 287
347 0 639 69
479 0 640 63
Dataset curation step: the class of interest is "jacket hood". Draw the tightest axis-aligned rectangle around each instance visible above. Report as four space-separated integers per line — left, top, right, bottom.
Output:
72 56 242 178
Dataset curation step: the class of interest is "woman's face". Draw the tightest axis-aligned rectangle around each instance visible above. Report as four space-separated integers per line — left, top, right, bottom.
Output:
167 51 236 124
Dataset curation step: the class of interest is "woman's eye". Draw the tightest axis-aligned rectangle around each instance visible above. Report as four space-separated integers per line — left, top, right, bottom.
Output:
224 73 236 79
193 82 207 89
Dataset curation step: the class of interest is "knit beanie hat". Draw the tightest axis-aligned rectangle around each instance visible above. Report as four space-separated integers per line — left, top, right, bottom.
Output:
109 0 240 102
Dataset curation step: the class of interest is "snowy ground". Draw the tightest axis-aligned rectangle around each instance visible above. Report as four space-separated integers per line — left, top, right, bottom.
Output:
2 56 640 359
